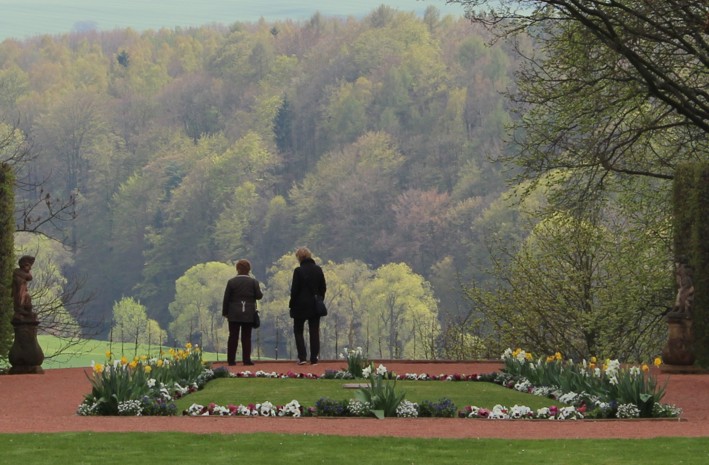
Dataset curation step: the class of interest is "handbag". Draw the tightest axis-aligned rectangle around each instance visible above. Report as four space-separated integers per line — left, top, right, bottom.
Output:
252 280 261 328
314 295 327 317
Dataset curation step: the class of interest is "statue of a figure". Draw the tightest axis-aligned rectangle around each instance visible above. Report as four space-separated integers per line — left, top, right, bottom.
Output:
12 255 37 323
8 254 44 373
672 259 694 316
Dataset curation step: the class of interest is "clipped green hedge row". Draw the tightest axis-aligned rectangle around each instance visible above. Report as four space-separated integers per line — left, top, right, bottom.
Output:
673 163 709 367
0 163 14 362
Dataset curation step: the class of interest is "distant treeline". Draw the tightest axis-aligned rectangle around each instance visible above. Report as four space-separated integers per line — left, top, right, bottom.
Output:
2 6 525 359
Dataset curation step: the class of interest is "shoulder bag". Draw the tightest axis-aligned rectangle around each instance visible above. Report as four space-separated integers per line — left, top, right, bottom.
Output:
314 294 327 317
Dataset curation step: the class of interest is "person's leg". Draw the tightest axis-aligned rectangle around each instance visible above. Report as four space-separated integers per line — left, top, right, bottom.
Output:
308 317 320 364
241 324 253 364
293 318 307 363
227 321 239 365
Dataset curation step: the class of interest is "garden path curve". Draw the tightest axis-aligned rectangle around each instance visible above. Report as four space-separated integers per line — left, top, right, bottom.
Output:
1 360 708 439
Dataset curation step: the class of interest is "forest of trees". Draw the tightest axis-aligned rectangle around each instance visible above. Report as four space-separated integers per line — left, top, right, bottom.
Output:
2 3 689 363
2 6 517 361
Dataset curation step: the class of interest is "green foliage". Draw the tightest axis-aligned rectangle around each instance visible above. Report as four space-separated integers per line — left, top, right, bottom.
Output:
361 262 440 359
314 397 350 417
167 262 233 351
674 163 709 367
78 344 206 416
0 163 14 363
81 358 153 416
501 348 669 418
355 364 406 418
111 296 166 346
418 397 457 418
340 346 368 378
261 254 441 361
3 9 521 356
468 198 668 361
13 232 83 345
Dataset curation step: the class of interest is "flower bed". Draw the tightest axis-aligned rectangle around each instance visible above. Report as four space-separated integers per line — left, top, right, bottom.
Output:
77 344 212 416
77 346 683 420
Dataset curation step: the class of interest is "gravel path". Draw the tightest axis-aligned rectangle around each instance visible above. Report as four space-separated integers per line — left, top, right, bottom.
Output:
1 360 707 438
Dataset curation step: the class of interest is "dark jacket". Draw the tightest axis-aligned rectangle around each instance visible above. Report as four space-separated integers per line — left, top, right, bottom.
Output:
289 258 326 319
222 275 263 323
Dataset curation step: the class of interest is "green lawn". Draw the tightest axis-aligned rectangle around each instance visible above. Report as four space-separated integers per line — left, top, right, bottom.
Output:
38 335 225 369
1 433 707 465
175 377 561 412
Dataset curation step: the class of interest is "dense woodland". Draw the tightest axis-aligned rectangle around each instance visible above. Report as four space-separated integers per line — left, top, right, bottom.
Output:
2 6 518 360
2 4 685 363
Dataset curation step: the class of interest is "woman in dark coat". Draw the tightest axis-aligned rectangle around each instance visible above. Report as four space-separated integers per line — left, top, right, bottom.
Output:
289 247 326 365
222 259 263 366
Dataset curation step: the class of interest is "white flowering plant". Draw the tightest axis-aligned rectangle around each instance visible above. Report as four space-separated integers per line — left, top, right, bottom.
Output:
340 346 369 378
355 363 406 419
184 400 303 417
499 348 674 419
77 344 210 416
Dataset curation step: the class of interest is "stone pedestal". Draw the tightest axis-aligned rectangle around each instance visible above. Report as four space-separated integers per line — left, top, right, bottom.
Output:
661 312 694 371
8 317 44 374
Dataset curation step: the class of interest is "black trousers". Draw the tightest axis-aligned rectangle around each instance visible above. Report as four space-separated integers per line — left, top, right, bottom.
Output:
227 321 253 364
293 317 320 363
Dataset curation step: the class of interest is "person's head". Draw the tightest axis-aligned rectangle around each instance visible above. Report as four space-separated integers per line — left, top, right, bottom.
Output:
18 255 35 271
295 247 312 263
235 259 251 275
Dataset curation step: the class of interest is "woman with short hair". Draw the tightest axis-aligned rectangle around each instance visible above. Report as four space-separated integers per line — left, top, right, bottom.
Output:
222 259 263 366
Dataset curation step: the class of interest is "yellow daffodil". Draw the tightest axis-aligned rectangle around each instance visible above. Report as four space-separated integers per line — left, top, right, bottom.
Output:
590 356 597 363
654 357 662 367
642 363 649 372
156 359 164 367
105 351 112 359
140 355 148 361
93 362 104 373
554 352 562 361
185 342 192 349
129 360 138 369
144 365 152 374
120 355 128 365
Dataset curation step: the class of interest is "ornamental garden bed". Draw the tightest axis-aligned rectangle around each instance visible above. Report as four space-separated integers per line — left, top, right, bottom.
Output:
76 346 683 420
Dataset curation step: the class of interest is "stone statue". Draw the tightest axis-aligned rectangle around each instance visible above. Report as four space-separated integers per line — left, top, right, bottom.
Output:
672 259 694 316
9 255 44 374
11 255 37 323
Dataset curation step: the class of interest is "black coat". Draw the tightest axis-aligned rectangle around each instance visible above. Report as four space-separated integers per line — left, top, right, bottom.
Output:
289 258 326 319
222 275 263 323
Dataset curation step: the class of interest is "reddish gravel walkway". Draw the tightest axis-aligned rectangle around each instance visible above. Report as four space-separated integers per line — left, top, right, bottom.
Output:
1 360 707 438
